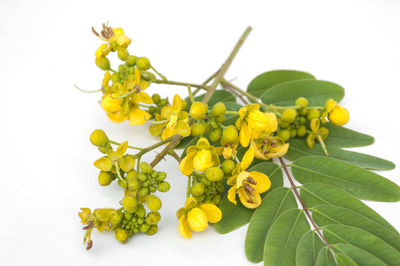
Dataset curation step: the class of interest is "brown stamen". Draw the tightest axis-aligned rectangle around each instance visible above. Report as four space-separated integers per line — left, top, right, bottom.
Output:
86 239 93 250
270 139 277 147
244 183 255 194
246 176 257 185
82 221 94 230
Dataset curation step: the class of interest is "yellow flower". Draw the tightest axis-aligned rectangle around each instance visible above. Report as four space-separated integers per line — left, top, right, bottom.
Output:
179 138 220 175
250 136 289 160
227 147 271 208
95 43 111 59
177 197 222 238
149 113 167 137
94 25 131 50
79 208 92 224
220 138 239 160
235 104 278 147
325 99 350 126
160 94 191 140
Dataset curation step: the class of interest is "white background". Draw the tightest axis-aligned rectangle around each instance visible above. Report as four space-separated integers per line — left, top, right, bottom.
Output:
1 0 399 265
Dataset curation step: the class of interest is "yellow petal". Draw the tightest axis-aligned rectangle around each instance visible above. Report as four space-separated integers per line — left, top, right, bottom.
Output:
106 112 127 123
328 105 349 126
227 186 237 205
134 68 141 85
193 150 214 172
310 118 320 134
236 171 251 189
94 157 112 171
239 123 250 147
196 137 210 150
200 204 222 223
179 151 196 175
248 171 271 194
267 143 290 159
115 141 128 157
211 152 220 167
326 99 337 113
187 208 208 232
241 146 255 170
172 94 183 113
227 175 238 186
238 187 262 209
129 107 151 125
161 105 173 119
161 127 175 140
175 120 191 137
178 215 192 238
184 197 198 210
101 94 123 113
214 147 224 156
137 92 153 104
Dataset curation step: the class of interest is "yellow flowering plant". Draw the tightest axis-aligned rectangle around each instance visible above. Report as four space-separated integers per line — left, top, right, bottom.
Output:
76 25 400 266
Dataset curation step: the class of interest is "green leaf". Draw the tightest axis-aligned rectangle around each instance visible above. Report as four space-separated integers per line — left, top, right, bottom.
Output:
323 123 374 148
175 136 196 150
193 90 236 106
178 137 199 158
292 156 400 202
333 243 386 266
300 183 398 233
236 146 265 168
245 187 297 263
335 253 358 266
264 209 310 266
286 139 395 170
323 224 400 265
215 162 282 234
260 80 344 106
224 101 242 111
296 230 325 266
247 70 315 97
312 205 400 251
315 246 336 266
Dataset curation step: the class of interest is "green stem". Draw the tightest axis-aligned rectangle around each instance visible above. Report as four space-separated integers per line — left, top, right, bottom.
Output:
114 162 126 184
74 85 102 93
133 136 175 158
317 135 329 156
225 110 239 115
151 66 167 81
109 140 143 150
187 85 195 103
186 175 192 198
152 79 208 90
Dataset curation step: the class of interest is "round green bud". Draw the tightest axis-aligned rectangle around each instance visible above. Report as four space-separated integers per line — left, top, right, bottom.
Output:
222 125 239 143
115 228 129 243
290 128 297 138
281 109 297 123
126 55 137 66
125 224 131 230
150 171 158 179
194 194 206 202
277 129 291 142
213 194 222 205
296 125 307 137
215 115 226 123
142 181 149 187
118 48 129 61
190 183 205 196
95 56 110 70
110 72 120 83
145 211 161 225
298 116 307 125
157 172 167 181
296 97 309 108
137 218 144 225
149 185 157 193
136 57 151 70
98 171 112 186
140 223 151 233
299 108 308 116
126 170 138 181
157 181 170 192
200 176 211 186
181 100 188 111
135 204 146 218
191 122 207 136
307 109 321 121
278 119 290 129
118 179 128 189
190 102 208 120
140 162 153 174
121 218 128 225
160 98 169 106
221 159 235 175
124 211 134 220
90 129 109 147
209 129 222 143
128 67 135 74
205 167 224 182
138 187 150 197
146 224 158 235
98 145 110 154
110 211 123 225
152 94 161 104
212 102 226 117
146 195 162 211
122 196 137 213
209 120 219 129
138 173 148 181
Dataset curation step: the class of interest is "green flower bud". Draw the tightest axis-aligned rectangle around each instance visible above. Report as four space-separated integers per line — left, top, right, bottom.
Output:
205 167 224 182
126 55 137 66
118 179 128 189
146 224 158 235
150 171 158 179
138 173 148 181
200 176 211 186
160 98 169 106
118 48 129 61
124 211 134 220
122 196 137 213
209 129 222 143
142 181 149 187
146 195 162 211
295 97 309 108
190 102 208 120
136 57 151 70
145 211 161 225
137 218 144 225
212 102 226 117
299 116 307 124
98 171 112 186
135 204 146 218
141 71 156 81
209 120 219 129
95 56 110 70
191 122 207 136
299 108 308 116
281 109 297 123
149 185 157 193
307 109 321 121
213 194 222 205
140 223 151 233
277 129 291 142
152 94 161 104
222 125 239 143
90 129 109 147
110 72 120 83
278 119 290 129
138 187 150 197
110 211 123 225
115 228 129 243
157 181 170 192
290 128 297 138
194 194 206 202
140 162 153 174
215 115 226 123
126 170 138 181
221 159 235 175
181 100 188 111
190 183 205 196
157 172 167 181
297 125 307 137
